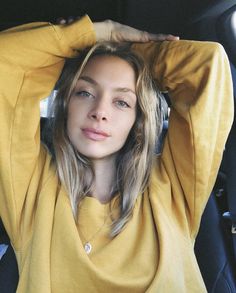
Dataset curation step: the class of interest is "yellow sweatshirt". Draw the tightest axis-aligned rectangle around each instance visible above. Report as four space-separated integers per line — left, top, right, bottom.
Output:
0 15 234 293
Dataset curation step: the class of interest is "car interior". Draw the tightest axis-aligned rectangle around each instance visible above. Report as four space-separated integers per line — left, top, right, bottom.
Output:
0 0 236 292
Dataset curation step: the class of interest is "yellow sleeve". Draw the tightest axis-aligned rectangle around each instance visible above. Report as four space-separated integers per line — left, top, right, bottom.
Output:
132 40 234 237
0 15 96 245
0 15 95 69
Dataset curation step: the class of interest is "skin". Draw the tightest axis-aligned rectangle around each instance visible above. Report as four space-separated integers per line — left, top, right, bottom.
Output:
57 17 180 42
67 55 137 202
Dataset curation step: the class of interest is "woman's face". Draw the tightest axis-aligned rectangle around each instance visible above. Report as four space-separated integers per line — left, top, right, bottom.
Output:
67 55 137 161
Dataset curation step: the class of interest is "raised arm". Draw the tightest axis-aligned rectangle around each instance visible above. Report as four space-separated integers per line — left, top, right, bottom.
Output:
132 40 234 237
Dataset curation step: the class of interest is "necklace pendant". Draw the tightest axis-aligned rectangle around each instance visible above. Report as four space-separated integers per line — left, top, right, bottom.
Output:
84 242 92 254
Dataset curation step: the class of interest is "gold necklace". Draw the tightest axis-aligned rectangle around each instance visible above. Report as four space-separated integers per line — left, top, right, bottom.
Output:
78 194 119 254
78 208 115 255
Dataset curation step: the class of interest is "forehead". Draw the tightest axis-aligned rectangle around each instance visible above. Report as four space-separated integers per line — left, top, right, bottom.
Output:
85 54 134 70
79 55 137 88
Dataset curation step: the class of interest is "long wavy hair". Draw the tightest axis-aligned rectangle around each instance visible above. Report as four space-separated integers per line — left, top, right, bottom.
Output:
52 42 163 237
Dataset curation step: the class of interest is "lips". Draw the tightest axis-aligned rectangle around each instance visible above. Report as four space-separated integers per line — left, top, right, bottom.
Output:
81 128 110 141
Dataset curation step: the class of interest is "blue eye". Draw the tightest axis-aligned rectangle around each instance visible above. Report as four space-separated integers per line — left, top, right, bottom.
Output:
116 100 130 108
76 91 93 98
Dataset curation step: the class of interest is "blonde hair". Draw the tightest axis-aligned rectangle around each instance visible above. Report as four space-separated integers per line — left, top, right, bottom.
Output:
52 42 163 237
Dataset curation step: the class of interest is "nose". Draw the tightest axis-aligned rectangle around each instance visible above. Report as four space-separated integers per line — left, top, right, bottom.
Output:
88 97 109 121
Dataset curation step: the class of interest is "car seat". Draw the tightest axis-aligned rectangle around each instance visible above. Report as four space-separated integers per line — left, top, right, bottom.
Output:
0 219 18 293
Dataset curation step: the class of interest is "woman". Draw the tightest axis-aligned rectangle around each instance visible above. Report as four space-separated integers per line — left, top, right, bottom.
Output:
0 15 233 292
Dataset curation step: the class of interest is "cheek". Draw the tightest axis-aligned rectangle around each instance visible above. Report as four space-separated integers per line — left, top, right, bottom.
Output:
118 114 136 142
127 111 136 131
68 99 86 123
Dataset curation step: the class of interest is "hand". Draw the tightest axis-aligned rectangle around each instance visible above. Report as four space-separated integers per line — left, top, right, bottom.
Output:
93 20 179 42
56 16 81 25
56 17 179 43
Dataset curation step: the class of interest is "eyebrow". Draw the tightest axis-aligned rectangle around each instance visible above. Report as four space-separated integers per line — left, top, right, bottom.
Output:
79 75 136 96
79 76 97 85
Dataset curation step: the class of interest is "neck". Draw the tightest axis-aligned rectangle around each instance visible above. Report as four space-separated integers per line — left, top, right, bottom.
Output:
90 155 117 203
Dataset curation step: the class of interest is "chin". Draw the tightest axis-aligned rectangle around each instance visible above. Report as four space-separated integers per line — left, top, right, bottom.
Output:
74 143 122 161
79 150 119 162
76 148 106 159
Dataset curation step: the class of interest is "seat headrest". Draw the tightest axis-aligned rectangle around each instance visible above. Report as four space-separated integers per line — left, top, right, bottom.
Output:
217 5 236 66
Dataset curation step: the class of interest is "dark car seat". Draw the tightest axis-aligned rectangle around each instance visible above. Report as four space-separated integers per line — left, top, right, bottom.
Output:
0 219 18 293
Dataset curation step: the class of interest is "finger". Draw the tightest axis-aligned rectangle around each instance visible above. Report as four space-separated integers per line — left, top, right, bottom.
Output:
67 16 75 24
137 32 179 42
113 24 179 42
151 34 180 41
56 17 66 25
55 16 80 25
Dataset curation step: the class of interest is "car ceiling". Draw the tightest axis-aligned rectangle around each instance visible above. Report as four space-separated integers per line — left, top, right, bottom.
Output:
1 0 215 35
